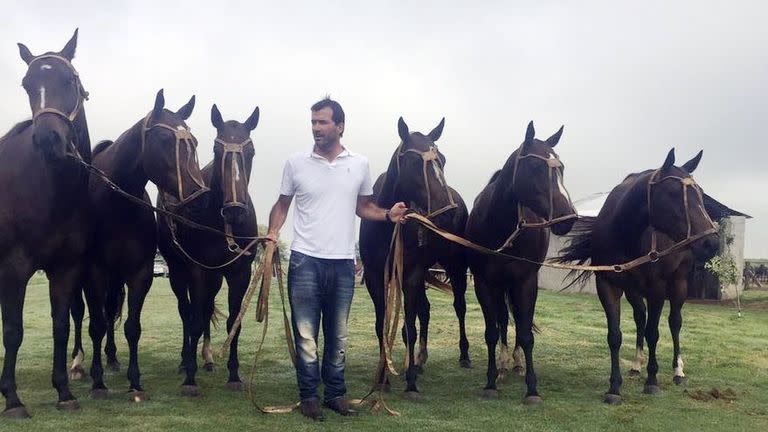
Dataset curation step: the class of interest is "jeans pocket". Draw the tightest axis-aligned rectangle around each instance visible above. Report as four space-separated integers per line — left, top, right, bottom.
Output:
289 251 307 270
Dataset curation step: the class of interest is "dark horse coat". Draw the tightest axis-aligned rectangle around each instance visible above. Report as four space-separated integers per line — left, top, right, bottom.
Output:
360 117 470 398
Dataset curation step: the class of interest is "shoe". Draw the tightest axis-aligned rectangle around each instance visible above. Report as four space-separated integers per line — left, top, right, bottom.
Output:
299 398 325 421
323 397 358 416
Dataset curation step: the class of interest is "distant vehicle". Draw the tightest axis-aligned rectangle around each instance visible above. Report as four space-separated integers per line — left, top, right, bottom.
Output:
153 259 168 277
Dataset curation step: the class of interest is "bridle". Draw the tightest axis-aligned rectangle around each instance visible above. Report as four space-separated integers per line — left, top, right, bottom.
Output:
394 142 457 219
644 169 717 261
496 145 579 251
141 113 209 209
26 54 89 159
214 137 253 254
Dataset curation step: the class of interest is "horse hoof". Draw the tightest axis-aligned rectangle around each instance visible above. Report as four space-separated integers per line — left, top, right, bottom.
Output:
459 358 472 369
481 389 499 400
69 366 86 381
107 362 121 372
2 406 31 419
226 381 244 392
56 400 80 411
403 391 422 402
603 393 622 405
90 388 109 400
513 366 525 377
628 369 641 378
524 395 544 405
643 384 661 395
127 390 150 402
673 376 688 386
373 382 391 393
203 363 215 373
181 385 201 397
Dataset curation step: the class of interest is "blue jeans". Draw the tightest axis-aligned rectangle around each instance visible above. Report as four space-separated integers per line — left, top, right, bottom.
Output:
287 250 355 402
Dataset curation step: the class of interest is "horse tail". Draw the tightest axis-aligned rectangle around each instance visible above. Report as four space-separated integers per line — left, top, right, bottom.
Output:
210 298 225 329
553 216 597 290
107 286 126 326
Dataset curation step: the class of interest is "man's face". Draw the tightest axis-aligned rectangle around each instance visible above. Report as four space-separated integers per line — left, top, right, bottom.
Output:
311 107 343 150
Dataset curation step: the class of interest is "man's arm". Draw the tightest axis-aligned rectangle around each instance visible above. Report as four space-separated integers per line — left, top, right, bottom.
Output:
356 195 407 223
266 194 293 242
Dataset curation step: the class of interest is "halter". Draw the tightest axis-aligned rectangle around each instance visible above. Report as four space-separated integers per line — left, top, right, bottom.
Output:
214 137 253 255
394 142 457 219
645 169 717 262
27 54 89 159
497 146 578 251
141 113 209 209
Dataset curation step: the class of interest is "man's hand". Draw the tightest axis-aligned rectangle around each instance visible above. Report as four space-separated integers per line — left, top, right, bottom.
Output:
388 202 408 223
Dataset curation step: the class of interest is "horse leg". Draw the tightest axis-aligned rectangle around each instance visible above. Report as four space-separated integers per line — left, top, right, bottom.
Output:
669 273 688 385
180 269 208 396
446 261 471 368
401 269 423 399
69 288 86 381
47 264 81 411
642 297 664 395
625 290 646 378
511 275 542 404
0 257 33 418
414 290 430 375
364 265 389 392
497 302 511 380
168 267 190 374
123 264 152 401
475 277 500 399
104 282 123 372
82 265 108 399
225 270 249 389
597 276 623 404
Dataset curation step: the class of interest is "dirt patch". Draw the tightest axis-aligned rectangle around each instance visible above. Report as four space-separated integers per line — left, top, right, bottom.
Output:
686 387 739 402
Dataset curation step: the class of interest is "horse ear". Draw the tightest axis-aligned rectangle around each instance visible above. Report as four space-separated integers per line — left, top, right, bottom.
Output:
176 95 196 120
152 89 165 119
681 150 703 174
546 125 564 147
60 28 78 61
524 121 535 145
18 43 34 65
211 104 224 130
244 106 260 131
661 148 676 171
397 117 410 143
428 117 445 142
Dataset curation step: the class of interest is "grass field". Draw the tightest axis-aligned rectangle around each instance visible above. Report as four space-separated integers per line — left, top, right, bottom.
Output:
2 273 767 431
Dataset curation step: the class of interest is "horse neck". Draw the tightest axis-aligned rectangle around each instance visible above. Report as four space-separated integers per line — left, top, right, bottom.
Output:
206 158 226 215
610 173 652 246
108 122 149 194
488 155 523 228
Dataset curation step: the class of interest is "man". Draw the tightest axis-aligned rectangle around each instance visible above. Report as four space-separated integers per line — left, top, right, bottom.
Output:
266 97 407 421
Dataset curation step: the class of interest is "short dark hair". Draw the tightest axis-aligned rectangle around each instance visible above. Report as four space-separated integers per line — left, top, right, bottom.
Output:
311 97 345 125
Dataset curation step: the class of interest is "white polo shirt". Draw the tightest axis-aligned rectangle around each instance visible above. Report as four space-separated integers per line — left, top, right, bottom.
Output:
280 148 374 259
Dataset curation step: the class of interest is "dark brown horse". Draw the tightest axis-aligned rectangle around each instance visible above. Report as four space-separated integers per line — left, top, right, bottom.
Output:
557 148 719 404
465 121 576 404
0 30 91 418
69 90 208 401
157 104 259 396
360 117 470 400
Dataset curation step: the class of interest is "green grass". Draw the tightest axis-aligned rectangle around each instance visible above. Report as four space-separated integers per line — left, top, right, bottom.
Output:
2 274 767 431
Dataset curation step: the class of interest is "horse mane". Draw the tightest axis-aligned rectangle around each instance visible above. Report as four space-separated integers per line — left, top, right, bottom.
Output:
553 216 597 290
375 146 401 208
92 140 114 156
0 120 33 142
487 170 502 185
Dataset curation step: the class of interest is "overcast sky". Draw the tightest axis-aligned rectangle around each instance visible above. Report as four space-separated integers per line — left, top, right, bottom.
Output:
1 0 765 257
